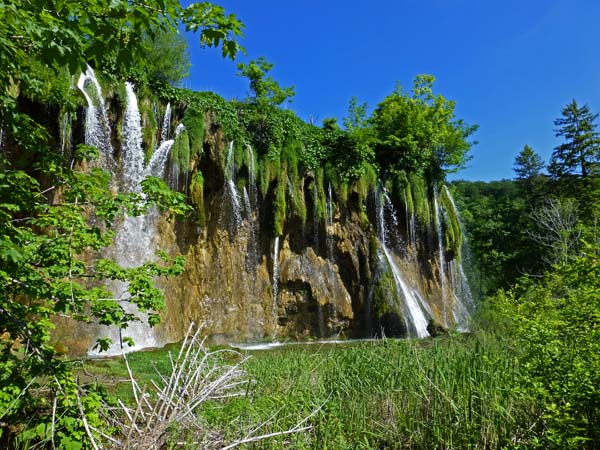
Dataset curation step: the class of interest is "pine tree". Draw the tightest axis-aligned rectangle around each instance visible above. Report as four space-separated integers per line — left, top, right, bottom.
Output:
514 144 545 204
549 100 600 179
514 145 544 180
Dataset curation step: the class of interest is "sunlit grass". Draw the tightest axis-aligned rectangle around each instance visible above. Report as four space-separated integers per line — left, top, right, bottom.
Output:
83 333 535 449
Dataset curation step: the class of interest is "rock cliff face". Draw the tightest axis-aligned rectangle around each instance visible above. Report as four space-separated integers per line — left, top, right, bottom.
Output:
147 117 471 348
49 77 474 354
153 131 372 346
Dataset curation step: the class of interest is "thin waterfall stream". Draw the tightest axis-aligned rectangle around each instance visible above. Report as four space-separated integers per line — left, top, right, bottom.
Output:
376 188 430 338
434 189 449 327
272 236 281 335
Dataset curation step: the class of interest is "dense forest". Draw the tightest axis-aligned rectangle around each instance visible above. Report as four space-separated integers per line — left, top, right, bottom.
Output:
1 1 599 449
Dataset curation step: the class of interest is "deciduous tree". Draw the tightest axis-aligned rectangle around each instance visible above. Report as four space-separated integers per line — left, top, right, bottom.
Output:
371 75 477 180
0 1 244 446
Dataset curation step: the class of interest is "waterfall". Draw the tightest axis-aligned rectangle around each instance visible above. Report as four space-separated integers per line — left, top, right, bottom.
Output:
161 103 171 143
223 141 242 235
434 189 449 327
244 144 260 272
76 66 113 168
168 123 186 190
313 182 320 252
60 111 71 155
272 236 281 333
122 82 145 191
147 140 175 178
246 144 257 209
376 188 430 338
443 185 474 330
88 82 173 356
242 186 252 218
403 190 416 248
326 183 334 259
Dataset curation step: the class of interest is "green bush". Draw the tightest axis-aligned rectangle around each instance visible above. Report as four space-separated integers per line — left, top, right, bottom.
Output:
491 243 600 448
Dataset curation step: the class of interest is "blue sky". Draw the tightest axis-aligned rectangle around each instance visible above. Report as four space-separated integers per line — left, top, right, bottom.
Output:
183 0 600 181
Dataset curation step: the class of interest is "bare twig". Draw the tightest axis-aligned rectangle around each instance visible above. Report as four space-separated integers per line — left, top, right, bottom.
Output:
76 390 100 450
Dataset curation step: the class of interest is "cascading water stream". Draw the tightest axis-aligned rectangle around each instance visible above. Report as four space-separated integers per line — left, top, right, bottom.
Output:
161 103 171 143
89 82 174 356
60 112 71 155
223 141 242 234
242 186 252 218
442 185 474 330
376 189 430 338
313 182 320 252
272 236 281 334
246 144 257 208
326 183 334 259
76 66 113 169
147 140 175 177
122 82 145 191
433 189 449 327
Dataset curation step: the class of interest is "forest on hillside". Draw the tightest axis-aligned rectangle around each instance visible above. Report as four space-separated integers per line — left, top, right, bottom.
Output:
1 1 600 449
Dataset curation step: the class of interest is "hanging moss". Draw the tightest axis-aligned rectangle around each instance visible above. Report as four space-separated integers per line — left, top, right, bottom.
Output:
189 171 205 226
281 140 301 181
313 168 327 222
139 97 158 162
408 172 431 227
337 182 349 205
182 108 205 162
273 170 287 236
440 185 463 261
372 270 396 318
355 163 379 207
58 108 74 157
258 155 280 197
234 141 245 171
244 144 257 181
405 183 415 216
171 127 191 174
288 177 307 224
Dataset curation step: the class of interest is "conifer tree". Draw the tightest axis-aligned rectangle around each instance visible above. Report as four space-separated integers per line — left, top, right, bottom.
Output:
549 100 600 179
514 144 545 204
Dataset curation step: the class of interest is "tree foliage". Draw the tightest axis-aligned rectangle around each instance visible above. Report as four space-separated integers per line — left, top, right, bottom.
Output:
371 75 477 180
0 0 243 446
237 57 295 107
549 100 600 179
491 243 600 448
514 144 546 205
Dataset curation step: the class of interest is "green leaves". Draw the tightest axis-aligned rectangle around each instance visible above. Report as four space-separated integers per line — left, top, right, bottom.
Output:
371 75 476 180
490 245 600 447
237 57 295 107
183 2 245 59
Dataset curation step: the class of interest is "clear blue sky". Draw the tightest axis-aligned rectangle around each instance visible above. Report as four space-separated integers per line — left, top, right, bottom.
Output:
182 0 600 181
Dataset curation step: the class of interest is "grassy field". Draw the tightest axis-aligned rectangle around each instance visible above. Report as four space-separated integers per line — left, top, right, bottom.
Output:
84 333 536 449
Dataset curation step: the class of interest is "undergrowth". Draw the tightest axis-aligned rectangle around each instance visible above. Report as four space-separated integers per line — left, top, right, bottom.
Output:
85 333 534 449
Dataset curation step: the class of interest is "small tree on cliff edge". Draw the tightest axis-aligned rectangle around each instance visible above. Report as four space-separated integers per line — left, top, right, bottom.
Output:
237 57 295 107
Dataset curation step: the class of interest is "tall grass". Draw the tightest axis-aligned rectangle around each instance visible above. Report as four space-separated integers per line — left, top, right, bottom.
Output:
86 333 535 449
201 333 533 449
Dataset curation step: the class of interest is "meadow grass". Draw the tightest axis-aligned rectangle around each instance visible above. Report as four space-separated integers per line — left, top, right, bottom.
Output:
83 333 535 449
